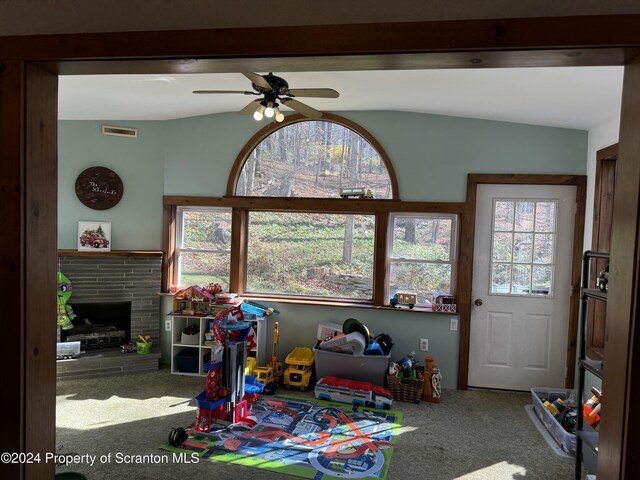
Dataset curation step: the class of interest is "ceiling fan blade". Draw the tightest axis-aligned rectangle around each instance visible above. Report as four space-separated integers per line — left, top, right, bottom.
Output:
238 99 262 115
193 90 257 95
281 98 323 118
242 72 272 91
285 88 339 99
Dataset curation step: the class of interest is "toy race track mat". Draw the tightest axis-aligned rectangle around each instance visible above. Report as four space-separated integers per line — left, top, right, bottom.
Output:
161 396 403 480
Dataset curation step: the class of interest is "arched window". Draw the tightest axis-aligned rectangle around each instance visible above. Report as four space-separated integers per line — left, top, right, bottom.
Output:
167 113 458 309
229 114 397 199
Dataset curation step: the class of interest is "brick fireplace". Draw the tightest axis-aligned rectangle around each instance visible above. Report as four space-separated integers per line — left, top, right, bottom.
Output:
57 251 162 379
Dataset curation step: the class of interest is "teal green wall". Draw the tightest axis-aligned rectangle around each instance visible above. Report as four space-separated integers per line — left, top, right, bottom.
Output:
60 111 587 389
58 121 167 249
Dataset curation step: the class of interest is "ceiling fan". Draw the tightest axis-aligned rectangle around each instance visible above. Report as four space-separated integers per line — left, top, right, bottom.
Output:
193 72 339 122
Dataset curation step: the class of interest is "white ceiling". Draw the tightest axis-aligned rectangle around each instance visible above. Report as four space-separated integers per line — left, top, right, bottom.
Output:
58 66 624 131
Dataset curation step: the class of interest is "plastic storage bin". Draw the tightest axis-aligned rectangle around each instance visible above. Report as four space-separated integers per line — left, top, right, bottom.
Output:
313 343 390 387
175 349 210 373
531 387 576 456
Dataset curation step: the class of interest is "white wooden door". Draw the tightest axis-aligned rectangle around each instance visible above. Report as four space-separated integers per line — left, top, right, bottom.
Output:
468 184 576 391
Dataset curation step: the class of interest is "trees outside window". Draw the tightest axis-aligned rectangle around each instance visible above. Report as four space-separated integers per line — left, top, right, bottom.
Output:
175 207 232 288
389 214 457 306
236 120 392 200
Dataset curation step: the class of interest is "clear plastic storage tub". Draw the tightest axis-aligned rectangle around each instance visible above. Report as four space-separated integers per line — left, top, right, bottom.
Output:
530 387 576 456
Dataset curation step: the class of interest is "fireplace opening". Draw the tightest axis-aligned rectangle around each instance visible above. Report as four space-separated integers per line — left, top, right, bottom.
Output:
61 301 132 350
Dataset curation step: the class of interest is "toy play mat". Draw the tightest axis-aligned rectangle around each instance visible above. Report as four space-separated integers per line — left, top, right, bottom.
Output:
161 395 403 480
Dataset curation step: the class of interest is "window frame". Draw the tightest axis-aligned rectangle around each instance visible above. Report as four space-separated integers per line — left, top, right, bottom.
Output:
164 197 464 310
387 212 459 307
163 114 465 310
488 197 558 298
173 205 233 288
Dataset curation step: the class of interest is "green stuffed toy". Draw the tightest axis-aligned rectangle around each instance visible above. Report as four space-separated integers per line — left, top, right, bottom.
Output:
57 272 76 330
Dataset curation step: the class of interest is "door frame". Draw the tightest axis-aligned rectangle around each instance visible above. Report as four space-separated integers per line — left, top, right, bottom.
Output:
458 174 587 390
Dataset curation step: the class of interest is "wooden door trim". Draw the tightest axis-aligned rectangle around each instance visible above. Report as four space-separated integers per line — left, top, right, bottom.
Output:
588 144 618 359
598 57 640 480
0 15 640 73
458 174 586 390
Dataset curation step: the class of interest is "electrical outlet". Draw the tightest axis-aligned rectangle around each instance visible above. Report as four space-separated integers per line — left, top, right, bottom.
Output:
165 319 171 331
450 317 459 331
420 338 429 351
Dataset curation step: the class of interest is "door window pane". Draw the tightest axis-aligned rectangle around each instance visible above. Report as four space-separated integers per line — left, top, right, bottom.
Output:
514 201 535 231
493 232 513 262
513 233 533 263
494 201 514 231
490 198 557 297
533 233 554 264
535 202 556 232
491 263 511 294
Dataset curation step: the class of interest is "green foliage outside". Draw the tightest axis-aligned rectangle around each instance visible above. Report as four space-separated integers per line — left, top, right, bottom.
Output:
179 210 455 301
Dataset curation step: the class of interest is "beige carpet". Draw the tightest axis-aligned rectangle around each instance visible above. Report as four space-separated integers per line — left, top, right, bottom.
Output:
56 367 578 480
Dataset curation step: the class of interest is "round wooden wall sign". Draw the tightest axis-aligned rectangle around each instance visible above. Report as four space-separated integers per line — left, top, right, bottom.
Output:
75 166 124 210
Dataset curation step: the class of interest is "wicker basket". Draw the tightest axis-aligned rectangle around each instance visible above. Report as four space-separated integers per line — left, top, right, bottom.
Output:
387 374 424 403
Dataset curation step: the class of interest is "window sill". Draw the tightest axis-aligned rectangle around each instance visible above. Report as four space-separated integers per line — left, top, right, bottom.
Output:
242 295 457 315
160 291 457 315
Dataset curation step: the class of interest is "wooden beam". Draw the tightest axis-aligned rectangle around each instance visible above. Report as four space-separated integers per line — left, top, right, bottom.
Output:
373 212 390 306
24 64 58 479
598 55 640 480
0 59 26 480
163 195 465 214
0 60 57 480
1 15 640 72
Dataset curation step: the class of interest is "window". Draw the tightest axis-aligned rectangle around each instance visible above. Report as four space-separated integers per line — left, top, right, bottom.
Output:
388 214 458 307
165 114 463 311
175 207 232 288
246 212 375 298
490 199 557 296
235 119 393 199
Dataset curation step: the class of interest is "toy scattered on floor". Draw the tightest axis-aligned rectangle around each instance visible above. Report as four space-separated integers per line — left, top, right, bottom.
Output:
168 427 189 447
315 376 393 410
283 346 315 390
245 356 256 376
423 355 442 403
57 272 76 330
254 321 283 394
57 341 81 360
537 390 579 434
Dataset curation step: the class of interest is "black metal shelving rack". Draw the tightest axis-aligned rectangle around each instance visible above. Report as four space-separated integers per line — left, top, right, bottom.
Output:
575 250 608 480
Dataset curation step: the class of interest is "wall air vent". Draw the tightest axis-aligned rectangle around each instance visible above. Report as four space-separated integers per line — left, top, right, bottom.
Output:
101 125 138 139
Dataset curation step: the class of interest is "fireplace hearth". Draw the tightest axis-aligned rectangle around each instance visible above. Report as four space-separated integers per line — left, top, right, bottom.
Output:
57 251 162 379
62 301 131 350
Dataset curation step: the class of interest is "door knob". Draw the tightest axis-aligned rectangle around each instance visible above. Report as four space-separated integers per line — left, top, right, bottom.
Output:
474 298 483 306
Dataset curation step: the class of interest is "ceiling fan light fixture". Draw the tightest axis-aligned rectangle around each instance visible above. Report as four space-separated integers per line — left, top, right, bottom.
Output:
253 104 265 121
274 106 284 123
264 105 275 118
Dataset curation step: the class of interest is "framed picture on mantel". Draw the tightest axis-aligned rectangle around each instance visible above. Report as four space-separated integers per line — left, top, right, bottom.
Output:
78 221 112 252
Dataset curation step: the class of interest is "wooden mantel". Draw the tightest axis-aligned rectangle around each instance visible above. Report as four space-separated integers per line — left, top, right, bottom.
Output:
58 249 162 257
